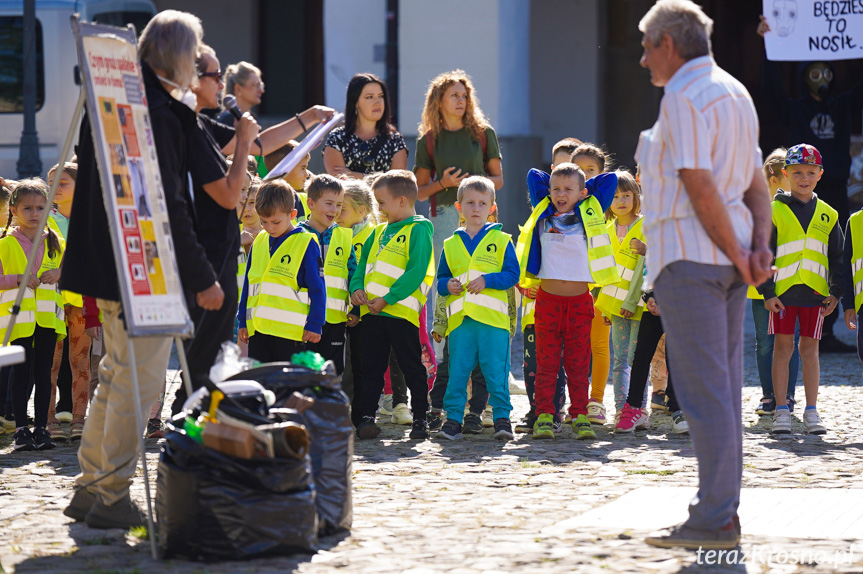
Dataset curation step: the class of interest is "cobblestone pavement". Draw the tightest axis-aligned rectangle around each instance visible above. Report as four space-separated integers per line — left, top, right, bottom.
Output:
1 328 862 573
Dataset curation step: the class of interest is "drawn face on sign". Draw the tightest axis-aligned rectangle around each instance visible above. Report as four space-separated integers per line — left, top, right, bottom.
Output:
771 0 797 37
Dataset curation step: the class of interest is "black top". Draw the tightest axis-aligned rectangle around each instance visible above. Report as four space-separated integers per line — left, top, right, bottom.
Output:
323 126 407 174
61 61 217 302
757 191 845 306
763 58 863 182
189 114 240 269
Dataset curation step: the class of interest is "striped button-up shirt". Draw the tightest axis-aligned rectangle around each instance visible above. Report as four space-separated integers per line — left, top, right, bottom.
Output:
636 55 762 286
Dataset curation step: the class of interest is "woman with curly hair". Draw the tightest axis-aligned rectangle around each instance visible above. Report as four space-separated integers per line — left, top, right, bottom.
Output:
414 69 503 260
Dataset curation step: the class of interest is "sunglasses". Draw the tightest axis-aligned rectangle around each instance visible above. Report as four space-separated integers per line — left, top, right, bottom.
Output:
358 141 374 168
808 68 833 83
198 70 222 79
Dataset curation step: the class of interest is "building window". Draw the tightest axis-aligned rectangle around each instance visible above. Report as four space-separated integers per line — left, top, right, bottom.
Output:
0 16 45 114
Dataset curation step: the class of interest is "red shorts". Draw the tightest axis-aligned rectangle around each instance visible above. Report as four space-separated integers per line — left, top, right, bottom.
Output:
768 305 825 339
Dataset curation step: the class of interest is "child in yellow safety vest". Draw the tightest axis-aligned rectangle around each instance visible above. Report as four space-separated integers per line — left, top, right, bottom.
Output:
298 174 357 374
434 177 519 440
349 170 434 440
751 149 800 417
571 144 614 426
1 179 67 451
237 179 325 362
45 163 93 443
757 144 843 436
518 164 619 439
594 170 649 432
263 140 310 224
842 207 863 363
514 139 580 434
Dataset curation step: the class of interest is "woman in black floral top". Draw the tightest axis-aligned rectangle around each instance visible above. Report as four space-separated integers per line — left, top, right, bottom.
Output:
323 73 407 177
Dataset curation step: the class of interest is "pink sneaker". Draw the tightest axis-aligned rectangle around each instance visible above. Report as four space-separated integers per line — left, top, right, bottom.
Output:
614 404 645 433
586 399 606 424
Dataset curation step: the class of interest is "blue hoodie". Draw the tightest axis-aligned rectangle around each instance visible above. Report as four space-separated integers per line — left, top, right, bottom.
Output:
523 169 618 277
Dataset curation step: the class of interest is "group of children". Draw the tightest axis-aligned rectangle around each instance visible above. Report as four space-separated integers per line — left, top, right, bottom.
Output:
2 135 857 451
0 165 106 451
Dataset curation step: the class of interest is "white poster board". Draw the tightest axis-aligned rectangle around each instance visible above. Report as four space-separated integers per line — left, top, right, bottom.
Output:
763 0 863 61
72 18 192 337
264 113 344 181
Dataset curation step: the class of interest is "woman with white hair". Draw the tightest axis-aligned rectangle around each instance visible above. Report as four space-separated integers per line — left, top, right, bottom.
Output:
61 10 223 530
216 61 263 125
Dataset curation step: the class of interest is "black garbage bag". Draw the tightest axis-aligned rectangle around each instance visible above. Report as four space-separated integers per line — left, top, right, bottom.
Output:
156 431 318 561
227 363 353 535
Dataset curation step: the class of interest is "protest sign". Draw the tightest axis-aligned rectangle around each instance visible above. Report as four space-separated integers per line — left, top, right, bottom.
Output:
763 0 863 61
72 19 192 337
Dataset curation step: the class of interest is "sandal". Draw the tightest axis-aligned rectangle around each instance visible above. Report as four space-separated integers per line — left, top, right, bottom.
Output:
48 421 67 442
70 419 85 440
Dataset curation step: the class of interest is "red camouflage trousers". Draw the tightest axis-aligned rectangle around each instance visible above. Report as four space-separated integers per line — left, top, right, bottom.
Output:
48 306 92 421
534 288 594 417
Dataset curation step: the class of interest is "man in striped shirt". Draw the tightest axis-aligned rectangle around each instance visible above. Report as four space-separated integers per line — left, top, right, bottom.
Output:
635 0 774 551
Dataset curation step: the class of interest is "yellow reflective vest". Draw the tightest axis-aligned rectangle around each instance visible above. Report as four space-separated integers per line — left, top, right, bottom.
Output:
351 222 375 316
363 223 434 327
317 226 352 324
516 196 620 287
0 235 66 342
849 210 863 313
443 227 511 335
47 216 82 308
772 199 837 297
293 191 310 225
245 231 314 341
595 218 646 321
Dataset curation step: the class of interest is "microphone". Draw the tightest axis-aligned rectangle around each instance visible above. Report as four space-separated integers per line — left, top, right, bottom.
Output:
222 95 243 120
222 95 262 152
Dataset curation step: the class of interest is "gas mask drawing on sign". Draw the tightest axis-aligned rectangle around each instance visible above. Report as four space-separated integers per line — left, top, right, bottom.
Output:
805 62 834 100
772 0 797 37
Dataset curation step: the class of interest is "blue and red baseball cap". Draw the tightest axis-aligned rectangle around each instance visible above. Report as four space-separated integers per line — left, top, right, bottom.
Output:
785 144 822 167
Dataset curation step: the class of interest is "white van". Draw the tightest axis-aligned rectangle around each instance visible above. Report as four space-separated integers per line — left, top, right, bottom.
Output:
0 0 156 179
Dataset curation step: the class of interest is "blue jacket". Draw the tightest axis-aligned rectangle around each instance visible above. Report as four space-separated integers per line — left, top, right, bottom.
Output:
524 169 618 277
238 226 327 335
436 222 520 296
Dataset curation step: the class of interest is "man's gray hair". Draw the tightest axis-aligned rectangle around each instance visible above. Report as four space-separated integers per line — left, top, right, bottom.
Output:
638 0 713 60
139 10 203 93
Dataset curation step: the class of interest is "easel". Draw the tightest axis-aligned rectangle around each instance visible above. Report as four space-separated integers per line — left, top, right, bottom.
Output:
0 18 200 559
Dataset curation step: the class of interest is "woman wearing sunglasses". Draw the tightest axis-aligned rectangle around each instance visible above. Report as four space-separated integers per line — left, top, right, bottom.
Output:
167 45 336 416
323 73 408 178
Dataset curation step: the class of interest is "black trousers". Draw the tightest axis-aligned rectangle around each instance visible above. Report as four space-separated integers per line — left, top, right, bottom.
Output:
351 314 428 427
310 321 346 374
55 338 73 413
429 338 488 413
171 258 239 415
626 312 680 413
817 177 850 339
247 332 306 364
11 326 56 429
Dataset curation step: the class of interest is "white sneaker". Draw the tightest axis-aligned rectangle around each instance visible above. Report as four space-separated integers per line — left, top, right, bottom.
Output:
378 395 393 416
671 410 689 434
56 411 73 423
802 409 827 435
636 407 651 430
772 408 792 434
391 403 412 425
482 407 494 428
